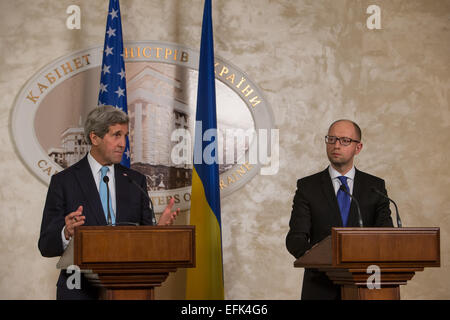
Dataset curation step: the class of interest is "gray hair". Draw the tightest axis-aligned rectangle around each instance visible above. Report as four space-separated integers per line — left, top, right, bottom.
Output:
84 105 129 144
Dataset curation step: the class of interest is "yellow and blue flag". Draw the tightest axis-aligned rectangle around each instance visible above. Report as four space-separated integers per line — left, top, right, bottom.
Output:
186 0 224 300
98 0 130 168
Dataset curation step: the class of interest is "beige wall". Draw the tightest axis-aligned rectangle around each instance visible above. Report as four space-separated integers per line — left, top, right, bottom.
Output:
0 0 449 299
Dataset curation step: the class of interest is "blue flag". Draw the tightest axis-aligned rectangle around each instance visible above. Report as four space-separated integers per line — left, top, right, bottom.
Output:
186 0 224 299
98 0 130 167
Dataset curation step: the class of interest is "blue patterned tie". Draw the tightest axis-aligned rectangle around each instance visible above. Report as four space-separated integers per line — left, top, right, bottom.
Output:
337 176 351 227
99 166 115 225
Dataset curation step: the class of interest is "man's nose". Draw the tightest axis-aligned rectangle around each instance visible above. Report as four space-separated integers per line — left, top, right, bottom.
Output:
118 136 126 148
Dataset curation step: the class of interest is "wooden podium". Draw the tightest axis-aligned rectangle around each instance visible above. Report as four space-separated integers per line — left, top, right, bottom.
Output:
294 227 440 300
57 225 195 300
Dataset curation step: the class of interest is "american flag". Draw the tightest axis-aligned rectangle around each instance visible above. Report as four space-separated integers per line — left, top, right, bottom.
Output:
98 0 130 167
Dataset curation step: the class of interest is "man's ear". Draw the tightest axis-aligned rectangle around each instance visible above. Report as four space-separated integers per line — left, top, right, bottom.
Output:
355 142 363 155
89 132 99 146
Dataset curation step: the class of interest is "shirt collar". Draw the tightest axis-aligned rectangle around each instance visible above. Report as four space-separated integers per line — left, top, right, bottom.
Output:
87 152 114 176
328 165 355 181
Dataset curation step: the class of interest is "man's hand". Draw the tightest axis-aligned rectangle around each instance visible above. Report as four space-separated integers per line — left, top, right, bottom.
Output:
64 206 85 240
158 198 180 226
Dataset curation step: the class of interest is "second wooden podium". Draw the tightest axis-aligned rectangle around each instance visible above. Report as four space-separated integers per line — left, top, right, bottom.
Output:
294 227 440 300
58 225 195 300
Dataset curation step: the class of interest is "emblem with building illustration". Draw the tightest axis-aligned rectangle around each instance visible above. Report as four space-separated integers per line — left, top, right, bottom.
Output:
12 41 275 213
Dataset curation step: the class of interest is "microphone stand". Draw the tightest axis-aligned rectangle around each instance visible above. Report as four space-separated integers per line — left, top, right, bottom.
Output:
339 185 364 227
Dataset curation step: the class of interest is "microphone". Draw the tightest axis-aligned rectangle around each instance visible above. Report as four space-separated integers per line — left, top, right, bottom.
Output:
103 176 113 226
371 187 402 228
339 185 364 227
123 173 157 226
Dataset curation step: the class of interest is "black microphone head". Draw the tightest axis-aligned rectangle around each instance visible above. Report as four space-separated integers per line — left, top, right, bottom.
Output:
103 176 109 183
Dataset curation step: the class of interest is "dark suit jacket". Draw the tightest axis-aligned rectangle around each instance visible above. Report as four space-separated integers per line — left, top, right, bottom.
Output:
38 155 153 299
286 167 393 300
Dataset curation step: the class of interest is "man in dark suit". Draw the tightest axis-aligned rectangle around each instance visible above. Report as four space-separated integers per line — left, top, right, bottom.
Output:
286 119 393 300
38 106 179 300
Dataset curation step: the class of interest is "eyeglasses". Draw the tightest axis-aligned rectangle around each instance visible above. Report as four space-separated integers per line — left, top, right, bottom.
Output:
325 135 360 146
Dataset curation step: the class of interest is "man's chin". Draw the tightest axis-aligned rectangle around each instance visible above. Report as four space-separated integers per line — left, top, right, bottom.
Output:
327 156 342 165
113 152 124 163
329 159 347 168
109 156 123 164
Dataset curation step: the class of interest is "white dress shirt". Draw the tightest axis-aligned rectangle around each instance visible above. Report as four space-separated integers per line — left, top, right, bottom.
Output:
87 152 117 215
61 153 117 250
328 165 355 195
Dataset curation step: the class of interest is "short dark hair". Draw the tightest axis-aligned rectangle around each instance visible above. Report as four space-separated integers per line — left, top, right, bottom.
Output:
329 119 362 141
84 105 129 144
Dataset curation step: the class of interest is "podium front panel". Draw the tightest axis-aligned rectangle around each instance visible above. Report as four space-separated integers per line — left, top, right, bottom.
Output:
74 226 195 269
332 227 440 268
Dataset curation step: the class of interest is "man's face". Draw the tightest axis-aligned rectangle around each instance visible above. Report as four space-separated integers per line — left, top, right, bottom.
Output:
90 123 128 165
326 121 362 171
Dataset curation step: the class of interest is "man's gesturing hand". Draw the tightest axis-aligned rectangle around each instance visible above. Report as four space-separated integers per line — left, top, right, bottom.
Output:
158 197 180 226
64 206 85 240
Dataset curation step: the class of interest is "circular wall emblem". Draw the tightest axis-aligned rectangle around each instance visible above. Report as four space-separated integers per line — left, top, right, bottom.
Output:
11 41 275 212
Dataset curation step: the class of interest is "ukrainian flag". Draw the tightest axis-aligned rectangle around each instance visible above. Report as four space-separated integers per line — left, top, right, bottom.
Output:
186 0 224 300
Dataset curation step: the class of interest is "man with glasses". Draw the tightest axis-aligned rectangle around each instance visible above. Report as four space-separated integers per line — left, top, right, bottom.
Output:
286 119 393 300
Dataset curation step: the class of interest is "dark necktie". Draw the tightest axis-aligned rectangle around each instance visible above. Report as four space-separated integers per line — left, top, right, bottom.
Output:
337 176 351 227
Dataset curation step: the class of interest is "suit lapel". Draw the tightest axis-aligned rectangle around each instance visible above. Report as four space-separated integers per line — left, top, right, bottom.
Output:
114 164 129 223
320 168 343 227
74 156 107 225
